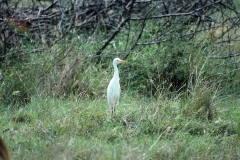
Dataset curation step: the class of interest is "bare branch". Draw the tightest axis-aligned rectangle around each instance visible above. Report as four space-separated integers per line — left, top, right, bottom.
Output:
210 53 240 59
95 0 136 63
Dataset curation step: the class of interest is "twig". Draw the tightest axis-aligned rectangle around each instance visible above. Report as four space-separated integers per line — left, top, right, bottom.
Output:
209 53 240 59
95 0 135 63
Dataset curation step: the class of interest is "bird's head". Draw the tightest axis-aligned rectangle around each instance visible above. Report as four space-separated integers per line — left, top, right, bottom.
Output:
113 58 125 65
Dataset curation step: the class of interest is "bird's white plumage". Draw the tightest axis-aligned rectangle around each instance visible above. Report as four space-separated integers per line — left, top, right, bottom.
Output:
107 58 125 114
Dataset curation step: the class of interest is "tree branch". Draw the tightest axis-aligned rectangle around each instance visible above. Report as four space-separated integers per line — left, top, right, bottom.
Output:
210 53 240 59
95 0 135 63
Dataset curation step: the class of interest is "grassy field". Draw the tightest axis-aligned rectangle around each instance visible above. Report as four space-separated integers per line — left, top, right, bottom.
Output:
1 1 240 159
1 93 239 160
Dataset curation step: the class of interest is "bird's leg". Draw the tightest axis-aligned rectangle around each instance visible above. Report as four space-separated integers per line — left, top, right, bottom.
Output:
112 106 115 115
112 103 116 115
112 108 114 115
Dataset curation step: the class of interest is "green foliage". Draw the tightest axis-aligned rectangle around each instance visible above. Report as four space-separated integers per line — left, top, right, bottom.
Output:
121 40 205 97
121 57 156 96
0 13 237 100
0 68 31 106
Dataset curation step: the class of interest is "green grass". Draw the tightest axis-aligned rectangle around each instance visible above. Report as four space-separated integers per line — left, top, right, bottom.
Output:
1 94 240 160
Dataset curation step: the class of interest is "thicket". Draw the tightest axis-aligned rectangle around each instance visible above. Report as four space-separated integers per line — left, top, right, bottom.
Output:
1 0 240 107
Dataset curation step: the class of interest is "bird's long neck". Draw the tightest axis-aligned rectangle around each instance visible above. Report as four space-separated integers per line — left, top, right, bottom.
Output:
113 64 119 79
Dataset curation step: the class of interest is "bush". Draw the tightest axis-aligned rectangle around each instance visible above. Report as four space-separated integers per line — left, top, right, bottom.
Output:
121 40 204 97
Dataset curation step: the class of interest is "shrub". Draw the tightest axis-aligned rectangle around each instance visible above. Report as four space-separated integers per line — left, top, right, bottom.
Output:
121 40 203 97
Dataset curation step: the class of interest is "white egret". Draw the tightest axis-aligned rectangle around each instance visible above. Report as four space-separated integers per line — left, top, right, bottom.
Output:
107 58 125 114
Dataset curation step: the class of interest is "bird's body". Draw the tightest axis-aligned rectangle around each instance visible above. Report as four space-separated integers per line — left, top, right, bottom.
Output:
107 58 125 114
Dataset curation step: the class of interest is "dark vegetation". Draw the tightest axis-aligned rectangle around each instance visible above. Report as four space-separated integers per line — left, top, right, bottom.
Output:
1 0 240 105
0 0 239 104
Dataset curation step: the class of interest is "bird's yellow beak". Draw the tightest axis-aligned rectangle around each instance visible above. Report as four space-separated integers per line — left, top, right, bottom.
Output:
120 59 125 63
